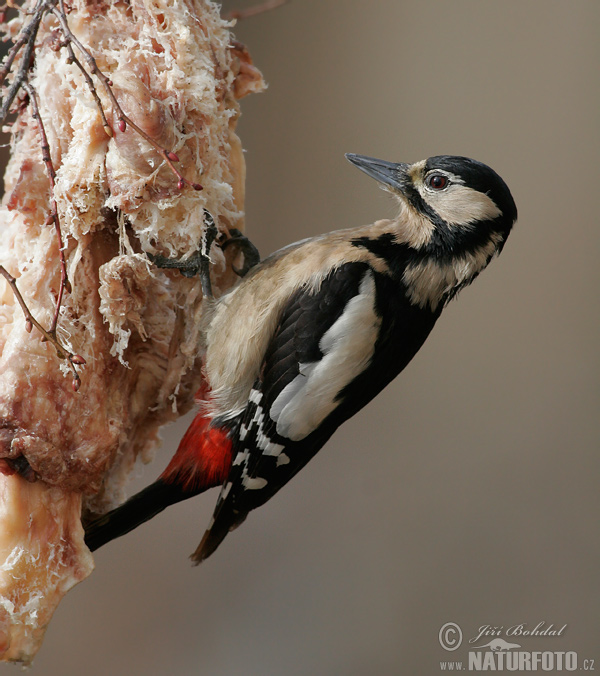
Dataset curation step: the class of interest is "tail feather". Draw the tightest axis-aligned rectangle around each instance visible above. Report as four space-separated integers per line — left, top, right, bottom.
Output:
84 480 189 552
190 505 248 565
85 410 235 553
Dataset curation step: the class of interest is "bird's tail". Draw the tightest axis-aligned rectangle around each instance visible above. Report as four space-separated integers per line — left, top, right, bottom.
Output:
84 408 234 552
84 480 189 552
190 502 248 565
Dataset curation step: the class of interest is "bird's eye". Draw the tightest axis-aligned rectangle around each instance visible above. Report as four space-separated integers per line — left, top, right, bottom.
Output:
426 173 449 191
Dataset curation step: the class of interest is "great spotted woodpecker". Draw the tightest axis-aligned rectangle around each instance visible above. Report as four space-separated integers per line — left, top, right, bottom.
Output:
84 153 517 563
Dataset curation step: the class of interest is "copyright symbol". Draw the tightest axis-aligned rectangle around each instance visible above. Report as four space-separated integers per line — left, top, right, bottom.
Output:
439 622 462 651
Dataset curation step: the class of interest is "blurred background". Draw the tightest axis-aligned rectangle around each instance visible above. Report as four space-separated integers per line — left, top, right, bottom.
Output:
23 0 599 673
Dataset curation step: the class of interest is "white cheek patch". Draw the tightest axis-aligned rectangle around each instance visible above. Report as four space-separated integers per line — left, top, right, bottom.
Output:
269 271 381 441
421 183 502 227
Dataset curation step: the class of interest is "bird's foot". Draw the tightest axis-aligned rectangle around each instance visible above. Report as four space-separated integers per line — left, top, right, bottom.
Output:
148 211 260 297
219 228 261 278
148 209 260 297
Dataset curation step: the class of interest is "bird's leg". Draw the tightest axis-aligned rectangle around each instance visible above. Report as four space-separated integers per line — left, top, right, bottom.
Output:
148 211 260 296
220 228 261 278
147 209 219 297
198 210 218 297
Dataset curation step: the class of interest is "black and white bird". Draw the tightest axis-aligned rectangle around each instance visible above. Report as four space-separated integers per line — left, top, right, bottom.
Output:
84 153 517 563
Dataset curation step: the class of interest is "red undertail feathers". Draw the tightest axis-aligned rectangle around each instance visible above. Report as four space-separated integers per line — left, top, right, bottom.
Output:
160 412 233 493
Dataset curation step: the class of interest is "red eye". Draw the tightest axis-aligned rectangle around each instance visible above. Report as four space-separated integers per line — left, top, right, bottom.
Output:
427 173 449 190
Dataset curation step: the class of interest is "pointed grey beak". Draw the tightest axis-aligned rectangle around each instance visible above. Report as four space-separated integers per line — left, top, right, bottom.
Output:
345 153 409 191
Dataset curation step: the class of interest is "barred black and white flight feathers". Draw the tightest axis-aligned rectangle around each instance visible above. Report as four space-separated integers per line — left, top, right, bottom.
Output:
193 263 390 561
192 262 445 562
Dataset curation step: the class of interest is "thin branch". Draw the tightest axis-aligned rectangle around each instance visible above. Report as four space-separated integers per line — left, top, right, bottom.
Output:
0 0 86 390
0 31 27 87
61 39 113 137
0 0 47 125
23 80 70 333
52 0 203 191
0 0 206 392
225 0 289 21
0 265 85 390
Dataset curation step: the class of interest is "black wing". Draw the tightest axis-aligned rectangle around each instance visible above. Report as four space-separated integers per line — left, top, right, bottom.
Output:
192 259 441 563
192 261 382 562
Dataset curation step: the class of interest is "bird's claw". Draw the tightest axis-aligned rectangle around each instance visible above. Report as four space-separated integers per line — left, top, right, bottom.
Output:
220 228 261 277
147 210 218 296
146 251 200 278
147 212 260 297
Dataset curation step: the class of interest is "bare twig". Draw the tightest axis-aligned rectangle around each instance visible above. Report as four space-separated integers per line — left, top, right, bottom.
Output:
0 265 85 390
52 0 203 191
0 0 86 389
1 0 203 187
23 80 70 334
0 0 207 391
0 0 47 124
0 31 27 87
61 39 113 137
225 0 289 21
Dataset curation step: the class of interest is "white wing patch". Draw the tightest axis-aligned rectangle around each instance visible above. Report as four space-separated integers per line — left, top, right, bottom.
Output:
269 271 380 442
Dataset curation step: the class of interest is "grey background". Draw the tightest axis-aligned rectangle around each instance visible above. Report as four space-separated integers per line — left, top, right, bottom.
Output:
23 1 599 674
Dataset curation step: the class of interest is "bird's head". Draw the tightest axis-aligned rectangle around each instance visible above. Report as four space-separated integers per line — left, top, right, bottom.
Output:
346 153 517 256
346 153 517 310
